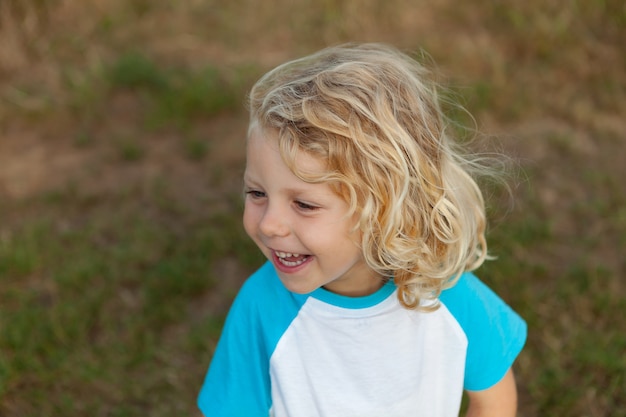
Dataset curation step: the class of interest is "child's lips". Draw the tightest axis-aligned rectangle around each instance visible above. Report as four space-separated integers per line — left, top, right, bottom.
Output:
272 250 313 270
277 254 310 267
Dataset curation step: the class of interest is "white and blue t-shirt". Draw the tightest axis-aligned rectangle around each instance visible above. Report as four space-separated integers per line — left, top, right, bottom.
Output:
198 261 527 417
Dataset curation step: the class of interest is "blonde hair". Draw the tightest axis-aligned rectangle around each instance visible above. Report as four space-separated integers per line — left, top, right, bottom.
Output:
248 43 491 310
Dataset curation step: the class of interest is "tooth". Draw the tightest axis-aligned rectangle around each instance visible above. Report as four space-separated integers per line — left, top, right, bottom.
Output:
279 257 306 267
275 251 305 259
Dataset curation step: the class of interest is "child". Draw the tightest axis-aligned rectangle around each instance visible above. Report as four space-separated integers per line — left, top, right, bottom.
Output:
198 43 527 417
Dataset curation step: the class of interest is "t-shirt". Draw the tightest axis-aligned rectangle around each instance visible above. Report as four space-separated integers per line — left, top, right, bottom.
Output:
198 261 527 417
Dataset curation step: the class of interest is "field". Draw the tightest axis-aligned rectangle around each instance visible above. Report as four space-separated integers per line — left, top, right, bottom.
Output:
0 0 625 415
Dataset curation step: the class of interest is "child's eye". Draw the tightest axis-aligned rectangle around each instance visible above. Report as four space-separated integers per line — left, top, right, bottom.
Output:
294 200 318 211
245 190 266 199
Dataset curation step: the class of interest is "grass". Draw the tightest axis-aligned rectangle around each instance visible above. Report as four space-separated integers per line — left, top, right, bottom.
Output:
0 191 262 416
105 51 240 127
0 0 624 416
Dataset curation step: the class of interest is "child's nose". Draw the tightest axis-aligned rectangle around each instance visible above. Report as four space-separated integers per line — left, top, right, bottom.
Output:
259 205 290 237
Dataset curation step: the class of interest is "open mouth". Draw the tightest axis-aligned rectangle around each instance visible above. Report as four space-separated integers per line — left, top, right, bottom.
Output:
274 251 311 267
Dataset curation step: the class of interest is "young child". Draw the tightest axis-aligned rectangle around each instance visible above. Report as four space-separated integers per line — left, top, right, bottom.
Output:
198 43 527 417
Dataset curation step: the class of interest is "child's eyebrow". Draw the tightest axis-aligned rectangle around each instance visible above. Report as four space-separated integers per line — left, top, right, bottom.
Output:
284 186 331 203
242 172 257 183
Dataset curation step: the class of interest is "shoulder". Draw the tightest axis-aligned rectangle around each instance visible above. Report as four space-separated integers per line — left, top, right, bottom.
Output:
440 271 527 391
238 261 286 299
229 261 309 341
439 271 527 335
235 261 302 307
197 262 291 416
440 271 513 317
244 260 282 289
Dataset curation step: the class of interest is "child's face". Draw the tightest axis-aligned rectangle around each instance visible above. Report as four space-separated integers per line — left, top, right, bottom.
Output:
243 127 382 296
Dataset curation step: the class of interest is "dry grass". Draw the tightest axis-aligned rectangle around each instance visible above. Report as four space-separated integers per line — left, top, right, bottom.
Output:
1 0 625 416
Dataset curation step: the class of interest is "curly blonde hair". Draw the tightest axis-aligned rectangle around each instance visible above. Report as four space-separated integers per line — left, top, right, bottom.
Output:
248 43 490 310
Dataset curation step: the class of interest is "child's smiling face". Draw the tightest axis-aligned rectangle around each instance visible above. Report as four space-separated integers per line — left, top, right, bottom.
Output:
243 127 382 296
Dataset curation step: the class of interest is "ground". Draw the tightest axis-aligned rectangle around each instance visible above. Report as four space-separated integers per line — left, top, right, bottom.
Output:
0 0 625 416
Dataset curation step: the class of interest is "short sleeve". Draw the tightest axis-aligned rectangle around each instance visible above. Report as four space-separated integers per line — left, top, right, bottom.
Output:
197 272 272 416
440 272 527 391
197 262 305 416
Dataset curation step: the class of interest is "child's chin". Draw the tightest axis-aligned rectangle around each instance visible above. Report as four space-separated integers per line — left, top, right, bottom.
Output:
277 276 317 295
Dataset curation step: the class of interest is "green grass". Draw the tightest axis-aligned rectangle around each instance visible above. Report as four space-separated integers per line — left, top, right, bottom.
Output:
116 136 144 161
183 137 209 161
0 190 262 416
1 0 624 416
481 153 626 414
108 51 170 91
103 51 244 129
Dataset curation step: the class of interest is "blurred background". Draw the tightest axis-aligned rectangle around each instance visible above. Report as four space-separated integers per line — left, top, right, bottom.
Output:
0 0 624 415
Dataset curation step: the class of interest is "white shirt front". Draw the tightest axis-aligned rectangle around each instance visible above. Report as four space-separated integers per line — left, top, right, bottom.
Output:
269 294 466 417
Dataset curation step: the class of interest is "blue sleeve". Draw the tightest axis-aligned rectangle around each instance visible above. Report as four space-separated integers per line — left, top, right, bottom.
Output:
197 262 305 416
440 272 527 391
